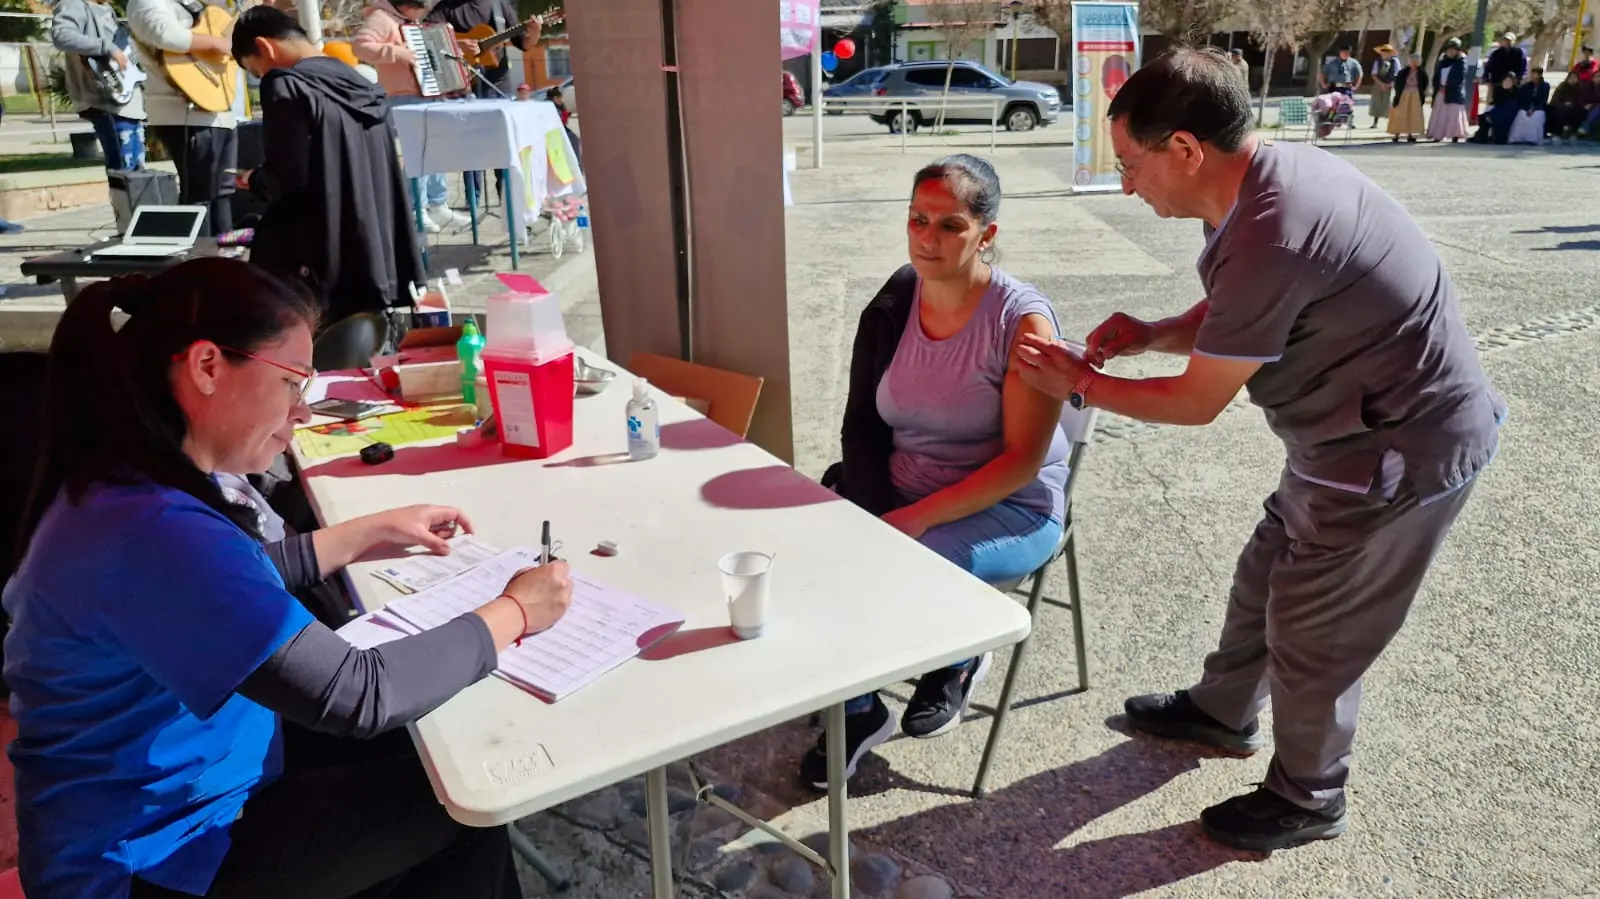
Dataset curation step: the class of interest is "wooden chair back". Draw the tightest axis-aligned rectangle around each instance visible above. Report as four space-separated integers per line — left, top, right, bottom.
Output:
627 353 764 438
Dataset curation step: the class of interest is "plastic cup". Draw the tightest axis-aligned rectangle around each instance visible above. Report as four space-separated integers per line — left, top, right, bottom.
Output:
719 551 773 639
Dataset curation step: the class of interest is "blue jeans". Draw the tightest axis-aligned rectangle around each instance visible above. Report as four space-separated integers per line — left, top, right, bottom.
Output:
81 109 144 171
388 95 449 207
844 500 1063 715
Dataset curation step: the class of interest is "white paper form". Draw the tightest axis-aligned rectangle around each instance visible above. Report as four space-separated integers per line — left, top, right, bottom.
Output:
370 535 507 593
381 550 685 701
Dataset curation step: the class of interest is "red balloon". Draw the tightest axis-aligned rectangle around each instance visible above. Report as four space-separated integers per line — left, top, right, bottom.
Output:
834 38 857 60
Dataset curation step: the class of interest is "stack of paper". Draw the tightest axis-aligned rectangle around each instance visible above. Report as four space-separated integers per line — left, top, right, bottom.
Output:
338 549 685 701
372 534 504 593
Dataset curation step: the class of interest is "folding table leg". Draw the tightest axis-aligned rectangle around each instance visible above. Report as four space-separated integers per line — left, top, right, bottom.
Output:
646 766 674 898
502 167 519 269
507 825 571 892
60 276 80 303
825 702 852 899
465 175 480 245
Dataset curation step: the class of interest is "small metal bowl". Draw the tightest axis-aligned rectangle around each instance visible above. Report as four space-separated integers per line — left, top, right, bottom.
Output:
575 358 616 396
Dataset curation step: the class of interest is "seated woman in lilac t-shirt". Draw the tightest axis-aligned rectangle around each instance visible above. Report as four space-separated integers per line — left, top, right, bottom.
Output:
804 155 1069 788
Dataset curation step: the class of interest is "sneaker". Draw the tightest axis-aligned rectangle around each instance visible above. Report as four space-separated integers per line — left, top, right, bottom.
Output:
1124 690 1265 756
900 653 991 739
1200 786 1348 852
798 694 894 790
426 204 472 231
419 216 442 235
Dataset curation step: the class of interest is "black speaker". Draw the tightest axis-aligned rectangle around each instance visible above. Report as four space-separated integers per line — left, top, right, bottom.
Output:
108 169 179 234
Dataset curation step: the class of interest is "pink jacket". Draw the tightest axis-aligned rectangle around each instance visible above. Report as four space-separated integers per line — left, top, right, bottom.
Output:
352 0 419 98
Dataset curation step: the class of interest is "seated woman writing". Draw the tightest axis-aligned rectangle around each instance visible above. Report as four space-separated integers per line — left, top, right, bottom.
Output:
807 154 1067 788
3 257 573 898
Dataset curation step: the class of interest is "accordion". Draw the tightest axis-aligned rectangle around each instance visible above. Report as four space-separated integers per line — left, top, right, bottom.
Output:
400 23 470 98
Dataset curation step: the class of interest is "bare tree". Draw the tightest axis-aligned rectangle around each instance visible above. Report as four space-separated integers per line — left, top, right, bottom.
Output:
1028 0 1073 68
1240 0 1322 120
1141 0 1240 45
922 0 1002 128
1297 0 1388 94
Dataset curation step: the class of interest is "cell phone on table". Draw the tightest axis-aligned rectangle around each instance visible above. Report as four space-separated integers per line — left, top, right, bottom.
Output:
309 398 387 421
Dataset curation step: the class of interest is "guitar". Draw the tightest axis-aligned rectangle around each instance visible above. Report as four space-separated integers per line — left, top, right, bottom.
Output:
162 5 239 113
456 6 562 68
84 33 148 107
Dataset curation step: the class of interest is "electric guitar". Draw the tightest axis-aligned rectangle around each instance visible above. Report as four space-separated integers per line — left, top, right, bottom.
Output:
456 6 563 68
161 5 239 113
83 32 148 107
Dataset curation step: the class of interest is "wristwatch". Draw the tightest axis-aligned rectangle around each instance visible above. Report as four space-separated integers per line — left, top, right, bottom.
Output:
1068 371 1096 410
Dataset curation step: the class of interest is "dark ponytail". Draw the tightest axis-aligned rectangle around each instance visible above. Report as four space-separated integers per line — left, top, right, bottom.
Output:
17 258 318 561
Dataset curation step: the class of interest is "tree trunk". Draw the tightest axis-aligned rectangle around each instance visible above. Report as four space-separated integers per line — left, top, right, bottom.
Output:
1258 39 1277 126
1304 31 1342 95
936 58 956 130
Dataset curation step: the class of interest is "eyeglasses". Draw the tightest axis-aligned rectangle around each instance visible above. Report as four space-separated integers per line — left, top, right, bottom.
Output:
1114 131 1174 179
220 346 317 403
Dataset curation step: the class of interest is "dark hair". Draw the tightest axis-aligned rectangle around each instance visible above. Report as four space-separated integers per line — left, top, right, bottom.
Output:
911 154 1001 225
393 0 427 7
231 5 309 59
1532 66 1544 75
1584 45 1594 52
17 258 318 561
1106 48 1252 152
1338 44 1353 53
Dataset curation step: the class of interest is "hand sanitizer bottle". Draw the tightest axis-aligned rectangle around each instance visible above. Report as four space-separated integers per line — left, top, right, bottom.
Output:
626 378 660 461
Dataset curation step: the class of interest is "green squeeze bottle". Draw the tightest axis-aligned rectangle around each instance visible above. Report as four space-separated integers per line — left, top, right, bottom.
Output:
456 319 485 404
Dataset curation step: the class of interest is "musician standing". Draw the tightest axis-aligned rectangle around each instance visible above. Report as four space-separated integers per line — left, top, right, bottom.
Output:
423 0 540 100
51 0 147 171
351 0 472 234
424 0 539 202
126 0 237 236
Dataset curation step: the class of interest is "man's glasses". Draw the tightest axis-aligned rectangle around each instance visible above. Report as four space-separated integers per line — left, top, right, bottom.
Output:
1113 131 1175 179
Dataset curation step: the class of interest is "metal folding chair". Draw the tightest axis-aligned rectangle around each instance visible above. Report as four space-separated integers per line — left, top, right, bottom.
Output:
972 404 1098 798
1277 97 1314 142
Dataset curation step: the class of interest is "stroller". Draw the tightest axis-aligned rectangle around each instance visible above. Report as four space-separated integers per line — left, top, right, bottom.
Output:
1311 91 1356 141
540 193 588 260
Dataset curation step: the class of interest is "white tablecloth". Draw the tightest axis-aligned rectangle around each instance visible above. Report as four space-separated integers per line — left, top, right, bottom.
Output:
392 99 587 226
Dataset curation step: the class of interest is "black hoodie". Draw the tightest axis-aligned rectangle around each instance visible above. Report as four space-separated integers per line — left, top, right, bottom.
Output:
249 55 424 322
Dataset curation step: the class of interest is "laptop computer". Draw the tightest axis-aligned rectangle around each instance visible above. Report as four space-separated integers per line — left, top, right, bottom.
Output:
92 205 207 259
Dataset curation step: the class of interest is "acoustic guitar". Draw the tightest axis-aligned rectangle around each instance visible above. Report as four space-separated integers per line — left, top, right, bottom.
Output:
455 6 562 69
162 5 239 113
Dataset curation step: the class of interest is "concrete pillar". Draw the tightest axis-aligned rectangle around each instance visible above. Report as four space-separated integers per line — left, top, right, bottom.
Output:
567 0 794 461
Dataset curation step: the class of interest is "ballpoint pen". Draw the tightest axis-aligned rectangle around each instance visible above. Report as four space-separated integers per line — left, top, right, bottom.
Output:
540 520 552 565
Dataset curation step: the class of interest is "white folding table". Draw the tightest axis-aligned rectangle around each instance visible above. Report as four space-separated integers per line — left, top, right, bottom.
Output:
294 349 1031 898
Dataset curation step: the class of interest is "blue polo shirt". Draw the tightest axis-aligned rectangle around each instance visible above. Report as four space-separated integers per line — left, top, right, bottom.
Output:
3 481 313 898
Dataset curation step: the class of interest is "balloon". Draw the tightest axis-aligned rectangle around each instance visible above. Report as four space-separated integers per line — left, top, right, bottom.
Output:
834 38 856 60
323 40 360 68
821 51 838 73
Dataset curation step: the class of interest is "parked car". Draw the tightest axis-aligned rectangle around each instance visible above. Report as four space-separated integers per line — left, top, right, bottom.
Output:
866 61 1060 133
782 71 805 115
539 76 577 115
821 66 890 114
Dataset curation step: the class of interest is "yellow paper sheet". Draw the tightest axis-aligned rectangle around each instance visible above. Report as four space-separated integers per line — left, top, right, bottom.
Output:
294 405 477 460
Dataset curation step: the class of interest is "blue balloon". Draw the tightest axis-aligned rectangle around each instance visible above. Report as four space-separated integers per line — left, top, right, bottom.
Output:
821 51 838 72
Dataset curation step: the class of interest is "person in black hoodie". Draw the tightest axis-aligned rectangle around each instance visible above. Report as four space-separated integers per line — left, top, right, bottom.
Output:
231 6 424 346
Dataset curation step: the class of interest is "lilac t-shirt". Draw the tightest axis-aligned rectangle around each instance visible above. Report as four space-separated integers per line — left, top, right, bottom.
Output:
875 267 1069 521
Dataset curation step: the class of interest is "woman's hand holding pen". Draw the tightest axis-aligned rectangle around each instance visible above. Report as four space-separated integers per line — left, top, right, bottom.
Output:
501 563 573 634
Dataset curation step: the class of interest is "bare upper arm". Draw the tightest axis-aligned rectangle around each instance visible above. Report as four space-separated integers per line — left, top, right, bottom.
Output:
1003 312 1064 459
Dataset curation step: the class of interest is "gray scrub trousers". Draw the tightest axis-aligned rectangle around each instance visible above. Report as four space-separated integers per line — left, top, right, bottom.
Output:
1183 141 1504 810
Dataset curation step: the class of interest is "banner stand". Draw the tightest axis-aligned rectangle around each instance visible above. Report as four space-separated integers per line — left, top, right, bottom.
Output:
1069 2 1141 193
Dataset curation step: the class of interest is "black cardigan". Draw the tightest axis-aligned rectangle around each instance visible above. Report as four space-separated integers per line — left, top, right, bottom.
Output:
829 264 919 517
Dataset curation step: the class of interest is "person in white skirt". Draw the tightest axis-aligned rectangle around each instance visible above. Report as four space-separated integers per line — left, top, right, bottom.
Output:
1429 38 1471 142
1507 67 1550 144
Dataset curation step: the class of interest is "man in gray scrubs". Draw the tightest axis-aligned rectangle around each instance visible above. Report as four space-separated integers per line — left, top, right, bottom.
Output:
1016 48 1504 852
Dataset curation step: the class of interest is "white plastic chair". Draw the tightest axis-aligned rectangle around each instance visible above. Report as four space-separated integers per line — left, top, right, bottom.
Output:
972 403 1099 797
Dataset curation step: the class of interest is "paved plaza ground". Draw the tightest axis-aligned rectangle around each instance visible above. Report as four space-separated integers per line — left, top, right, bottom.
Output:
0 112 1595 897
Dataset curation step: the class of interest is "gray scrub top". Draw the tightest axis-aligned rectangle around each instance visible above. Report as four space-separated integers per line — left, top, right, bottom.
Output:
1195 141 1504 497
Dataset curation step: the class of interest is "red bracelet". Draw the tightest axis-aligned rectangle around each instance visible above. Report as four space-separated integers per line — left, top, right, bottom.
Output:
500 593 530 646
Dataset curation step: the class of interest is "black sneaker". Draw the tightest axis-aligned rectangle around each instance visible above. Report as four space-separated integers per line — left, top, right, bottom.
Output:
1123 690 1265 756
1200 786 1348 852
798 694 895 790
900 653 991 739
